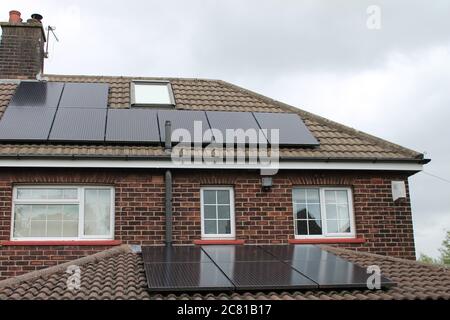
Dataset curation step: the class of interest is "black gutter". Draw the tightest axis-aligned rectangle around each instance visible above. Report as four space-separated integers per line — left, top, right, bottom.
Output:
0 154 430 164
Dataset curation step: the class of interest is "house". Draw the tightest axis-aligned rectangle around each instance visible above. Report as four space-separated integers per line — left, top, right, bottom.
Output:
0 10 446 300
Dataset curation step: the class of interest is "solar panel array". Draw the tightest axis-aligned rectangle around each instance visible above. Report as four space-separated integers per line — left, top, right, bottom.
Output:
142 245 395 292
0 81 320 147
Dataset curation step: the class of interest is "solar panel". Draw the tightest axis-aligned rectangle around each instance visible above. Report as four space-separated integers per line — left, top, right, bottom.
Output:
213 261 317 291
59 83 109 108
142 246 234 292
0 107 56 141
261 245 395 289
253 112 319 146
142 246 212 263
49 108 107 142
8 81 64 108
157 110 211 144
144 263 234 292
205 111 267 145
105 109 160 143
202 245 280 262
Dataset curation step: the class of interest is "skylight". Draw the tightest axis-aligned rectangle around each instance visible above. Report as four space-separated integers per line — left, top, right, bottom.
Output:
131 81 175 106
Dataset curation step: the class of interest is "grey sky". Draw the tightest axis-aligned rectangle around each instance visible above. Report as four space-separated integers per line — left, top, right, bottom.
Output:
2 0 449 258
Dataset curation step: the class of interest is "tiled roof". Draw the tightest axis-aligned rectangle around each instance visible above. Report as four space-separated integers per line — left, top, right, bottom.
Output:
0 74 423 161
0 245 448 300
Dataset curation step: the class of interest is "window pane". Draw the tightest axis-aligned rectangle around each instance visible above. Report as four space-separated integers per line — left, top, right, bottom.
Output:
217 190 230 204
339 219 351 233
17 188 31 199
204 220 217 234
292 189 307 203
326 204 337 219
63 189 78 199
14 204 79 238
337 204 350 220
325 190 336 203
16 188 77 200
327 220 339 233
295 204 307 219
203 190 216 204
84 189 111 236
336 191 348 204
306 189 320 202
217 205 230 219
47 189 64 199
134 83 171 105
63 221 78 237
307 204 321 220
47 220 63 237
296 220 308 235
218 220 231 234
204 205 216 219
308 219 322 235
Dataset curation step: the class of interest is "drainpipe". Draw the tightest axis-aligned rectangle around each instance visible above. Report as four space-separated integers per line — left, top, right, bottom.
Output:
164 121 173 246
165 169 173 246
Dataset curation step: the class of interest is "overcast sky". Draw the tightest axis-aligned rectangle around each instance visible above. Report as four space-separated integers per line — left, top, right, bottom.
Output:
2 0 449 258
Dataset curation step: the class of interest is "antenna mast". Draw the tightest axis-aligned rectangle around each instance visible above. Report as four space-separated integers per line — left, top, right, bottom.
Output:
45 26 59 58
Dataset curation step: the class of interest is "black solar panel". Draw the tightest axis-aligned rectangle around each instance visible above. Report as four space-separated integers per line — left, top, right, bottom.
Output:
158 110 211 144
0 107 56 141
49 108 107 142
142 245 211 263
261 245 395 289
145 263 234 292
142 246 234 292
253 112 319 146
105 109 160 143
205 111 267 145
9 82 64 108
214 261 317 291
142 245 395 293
202 245 279 262
59 83 109 108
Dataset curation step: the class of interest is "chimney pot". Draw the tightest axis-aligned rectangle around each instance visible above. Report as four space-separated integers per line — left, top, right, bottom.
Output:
9 10 22 24
31 13 43 23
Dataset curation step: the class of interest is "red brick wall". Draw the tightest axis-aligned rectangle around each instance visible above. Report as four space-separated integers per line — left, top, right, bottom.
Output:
0 168 416 279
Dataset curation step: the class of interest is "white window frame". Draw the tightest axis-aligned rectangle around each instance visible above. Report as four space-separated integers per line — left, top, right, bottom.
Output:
200 186 236 240
130 80 176 107
11 185 115 241
292 187 355 239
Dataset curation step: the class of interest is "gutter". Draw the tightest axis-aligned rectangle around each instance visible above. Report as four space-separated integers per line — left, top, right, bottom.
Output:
0 153 430 164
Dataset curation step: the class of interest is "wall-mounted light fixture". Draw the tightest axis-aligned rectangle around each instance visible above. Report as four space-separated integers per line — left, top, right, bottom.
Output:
261 176 273 191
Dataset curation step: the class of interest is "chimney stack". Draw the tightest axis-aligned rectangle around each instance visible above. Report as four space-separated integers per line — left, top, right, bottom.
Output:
0 10 46 79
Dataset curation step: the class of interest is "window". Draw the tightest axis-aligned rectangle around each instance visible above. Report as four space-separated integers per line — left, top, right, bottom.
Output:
12 186 114 240
131 81 175 106
292 187 355 239
200 187 235 239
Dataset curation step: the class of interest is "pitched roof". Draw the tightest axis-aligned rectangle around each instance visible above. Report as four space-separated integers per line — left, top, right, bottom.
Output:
0 74 424 161
0 245 448 300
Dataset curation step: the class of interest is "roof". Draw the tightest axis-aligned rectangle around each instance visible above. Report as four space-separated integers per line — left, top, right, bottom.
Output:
0 74 425 162
0 245 448 300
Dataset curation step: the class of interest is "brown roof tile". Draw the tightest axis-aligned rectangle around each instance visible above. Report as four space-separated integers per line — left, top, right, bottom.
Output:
0 75 423 161
0 245 448 300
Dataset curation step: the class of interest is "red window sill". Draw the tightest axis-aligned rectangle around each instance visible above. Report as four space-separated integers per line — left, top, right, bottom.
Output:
193 239 245 245
288 237 365 244
0 240 122 246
